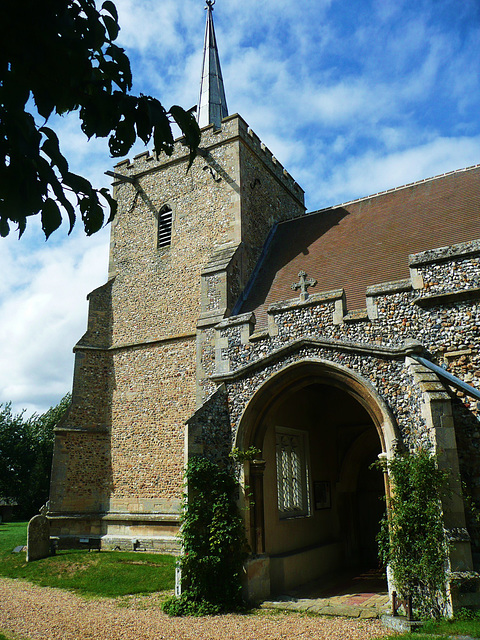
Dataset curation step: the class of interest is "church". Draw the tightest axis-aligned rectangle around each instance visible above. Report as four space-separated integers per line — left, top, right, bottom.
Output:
49 2 480 607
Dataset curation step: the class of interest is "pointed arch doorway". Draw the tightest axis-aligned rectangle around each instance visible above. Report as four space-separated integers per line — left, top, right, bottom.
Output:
238 360 396 595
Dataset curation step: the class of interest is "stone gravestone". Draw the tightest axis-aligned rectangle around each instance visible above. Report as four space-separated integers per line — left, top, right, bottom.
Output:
26 514 50 562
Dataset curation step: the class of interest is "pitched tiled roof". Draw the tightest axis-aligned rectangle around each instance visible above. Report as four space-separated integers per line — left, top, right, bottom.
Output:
240 165 480 325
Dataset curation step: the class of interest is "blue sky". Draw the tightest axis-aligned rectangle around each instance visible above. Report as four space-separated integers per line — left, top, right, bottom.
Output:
2 0 480 415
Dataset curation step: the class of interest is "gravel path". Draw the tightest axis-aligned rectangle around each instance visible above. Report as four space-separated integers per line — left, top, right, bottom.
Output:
0 578 393 640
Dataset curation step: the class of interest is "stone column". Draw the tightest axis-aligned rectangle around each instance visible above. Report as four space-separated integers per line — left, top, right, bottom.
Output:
249 459 266 555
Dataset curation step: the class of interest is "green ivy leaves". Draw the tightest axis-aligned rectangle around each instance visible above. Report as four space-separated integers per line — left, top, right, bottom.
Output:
165 457 246 615
376 449 450 619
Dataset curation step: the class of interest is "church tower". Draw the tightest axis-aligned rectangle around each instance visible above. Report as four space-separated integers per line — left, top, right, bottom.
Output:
48 2 305 549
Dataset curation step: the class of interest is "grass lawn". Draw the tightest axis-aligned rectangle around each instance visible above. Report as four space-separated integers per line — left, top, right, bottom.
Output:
377 616 480 639
0 521 175 598
3 523 480 638
422 615 480 637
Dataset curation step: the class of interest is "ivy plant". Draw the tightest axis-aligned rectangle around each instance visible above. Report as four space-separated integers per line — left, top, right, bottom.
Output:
163 456 246 616
229 446 261 463
377 449 450 618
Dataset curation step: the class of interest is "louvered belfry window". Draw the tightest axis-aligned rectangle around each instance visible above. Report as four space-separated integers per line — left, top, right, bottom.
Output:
276 428 309 519
157 205 173 248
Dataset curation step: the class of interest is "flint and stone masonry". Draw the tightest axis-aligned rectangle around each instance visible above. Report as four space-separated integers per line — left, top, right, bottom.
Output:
188 239 480 604
48 115 305 549
48 111 480 608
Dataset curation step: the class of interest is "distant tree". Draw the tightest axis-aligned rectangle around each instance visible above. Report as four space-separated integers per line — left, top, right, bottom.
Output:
0 394 71 518
0 0 200 239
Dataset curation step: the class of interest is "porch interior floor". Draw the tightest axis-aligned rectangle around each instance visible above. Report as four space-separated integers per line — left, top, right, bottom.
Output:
261 569 391 619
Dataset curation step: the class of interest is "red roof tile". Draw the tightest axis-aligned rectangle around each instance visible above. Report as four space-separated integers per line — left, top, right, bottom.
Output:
240 165 480 324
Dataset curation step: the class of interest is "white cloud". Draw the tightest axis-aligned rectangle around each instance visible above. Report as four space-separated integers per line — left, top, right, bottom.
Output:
2 0 480 414
0 229 110 416
308 135 480 207
115 0 198 55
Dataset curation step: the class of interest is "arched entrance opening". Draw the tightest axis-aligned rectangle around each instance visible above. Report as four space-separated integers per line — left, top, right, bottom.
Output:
237 360 396 595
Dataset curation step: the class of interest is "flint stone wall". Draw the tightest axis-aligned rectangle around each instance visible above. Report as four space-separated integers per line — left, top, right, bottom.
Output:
49 114 305 545
192 239 480 562
203 241 480 442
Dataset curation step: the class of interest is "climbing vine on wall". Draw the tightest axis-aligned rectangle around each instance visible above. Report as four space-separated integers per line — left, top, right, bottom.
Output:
163 456 246 616
377 449 450 619
229 446 261 463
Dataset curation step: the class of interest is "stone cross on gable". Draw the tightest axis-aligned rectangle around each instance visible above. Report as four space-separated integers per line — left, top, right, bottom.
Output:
291 270 317 301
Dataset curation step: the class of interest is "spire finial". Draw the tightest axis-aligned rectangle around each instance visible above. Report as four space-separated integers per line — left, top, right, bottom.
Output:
197 0 228 129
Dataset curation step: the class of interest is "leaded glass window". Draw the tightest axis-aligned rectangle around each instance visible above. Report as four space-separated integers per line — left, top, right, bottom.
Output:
275 428 309 518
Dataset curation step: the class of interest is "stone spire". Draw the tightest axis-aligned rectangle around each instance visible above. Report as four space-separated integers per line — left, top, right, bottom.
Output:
197 0 228 129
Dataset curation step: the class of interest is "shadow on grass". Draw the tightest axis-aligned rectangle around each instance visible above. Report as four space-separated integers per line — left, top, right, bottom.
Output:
0 521 175 598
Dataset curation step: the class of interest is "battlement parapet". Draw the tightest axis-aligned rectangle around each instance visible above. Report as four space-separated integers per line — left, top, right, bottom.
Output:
209 237 480 378
216 311 256 333
111 114 304 202
343 308 369 323
113 115 243 177
366 279 412 298
214 312 256 374
408 240 480 301
267 289 345 336
267 288 344 315
409 239 480 267
245 125 304 199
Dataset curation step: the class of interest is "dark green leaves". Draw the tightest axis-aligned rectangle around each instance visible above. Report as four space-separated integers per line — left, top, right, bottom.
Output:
79 196 105 236
0 395 71 519
99 188 118 224
102 1 119 22
376 449 450 618
136 96 154 145
41 199 62 239
169 457 246 614
170 105 201 169
63 172 94 196
103 14 120 41
63 172 112 236
0 217 10 238
40 127 69 176
0 0 200 239
152 101 175 157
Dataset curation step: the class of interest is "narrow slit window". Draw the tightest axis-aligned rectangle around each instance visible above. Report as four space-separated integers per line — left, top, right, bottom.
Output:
158 205 173 248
